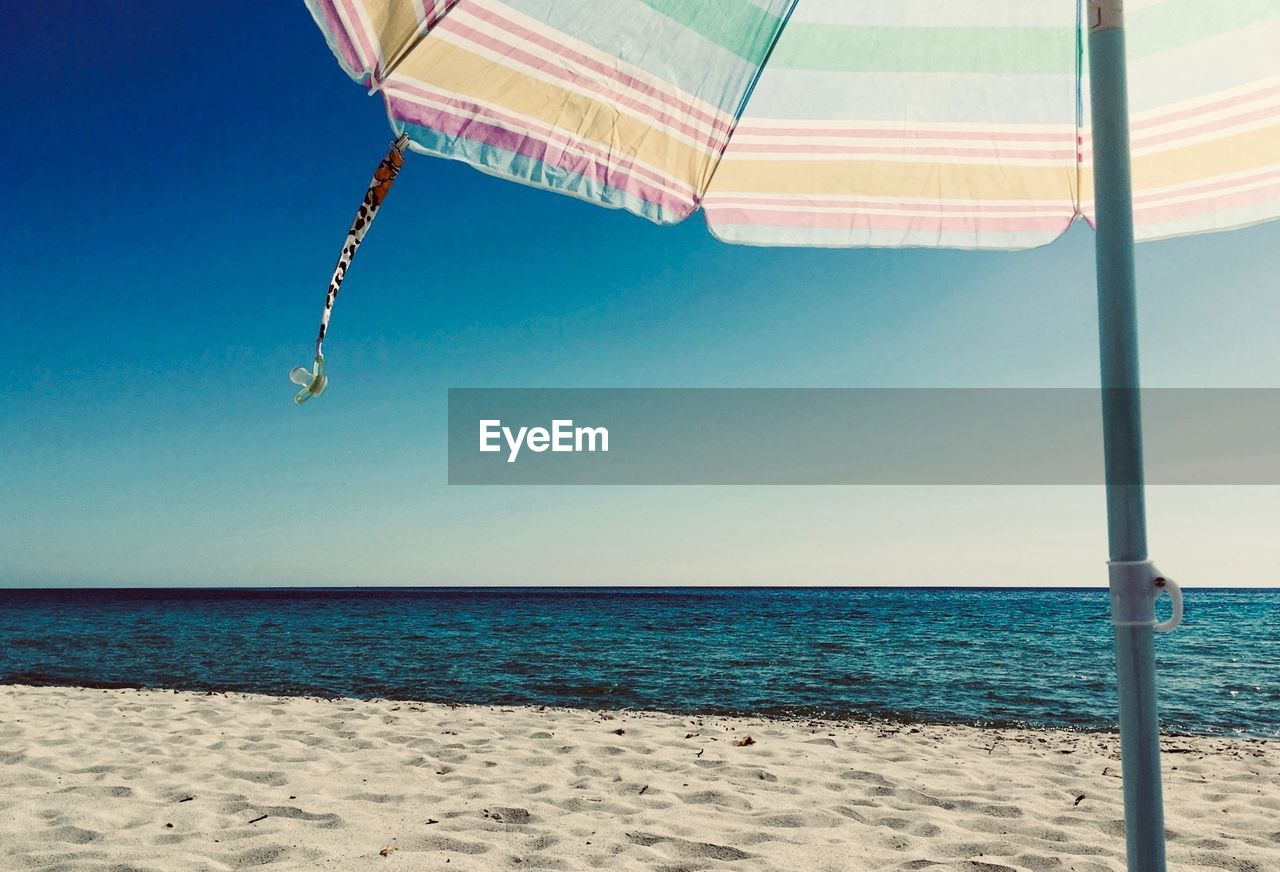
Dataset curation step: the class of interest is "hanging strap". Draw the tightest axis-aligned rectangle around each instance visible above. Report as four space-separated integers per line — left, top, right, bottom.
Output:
291 134 411 404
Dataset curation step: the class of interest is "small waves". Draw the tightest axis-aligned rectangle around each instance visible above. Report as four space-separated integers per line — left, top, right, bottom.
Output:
1 587 1277 737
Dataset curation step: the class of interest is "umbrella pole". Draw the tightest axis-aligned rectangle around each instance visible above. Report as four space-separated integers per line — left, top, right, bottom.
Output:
1087 2 1167 870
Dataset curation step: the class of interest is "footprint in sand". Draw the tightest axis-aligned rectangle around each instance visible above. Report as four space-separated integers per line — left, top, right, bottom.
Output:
484 806 531 824
679 790 752 811
226 770 287 787
221 843 292 869
842 769 895 787
762 811 845 829
401 834 491 855
48 824 102 845
625 831 752 862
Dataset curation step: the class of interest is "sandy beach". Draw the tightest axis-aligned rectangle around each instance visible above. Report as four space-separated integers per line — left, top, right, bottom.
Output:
1 685 1276 872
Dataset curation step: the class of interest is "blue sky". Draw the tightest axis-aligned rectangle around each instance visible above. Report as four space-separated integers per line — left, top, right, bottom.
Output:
2 2 1277 587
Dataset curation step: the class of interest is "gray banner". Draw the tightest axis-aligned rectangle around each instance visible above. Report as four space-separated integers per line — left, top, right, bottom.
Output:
447 388 1280 485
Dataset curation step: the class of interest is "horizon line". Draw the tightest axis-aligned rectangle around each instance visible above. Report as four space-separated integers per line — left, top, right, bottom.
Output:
2 584 1276 592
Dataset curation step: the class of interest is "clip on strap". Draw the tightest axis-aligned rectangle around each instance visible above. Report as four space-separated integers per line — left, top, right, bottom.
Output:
290 134 410 404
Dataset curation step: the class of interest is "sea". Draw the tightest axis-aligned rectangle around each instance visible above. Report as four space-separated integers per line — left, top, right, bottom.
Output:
1 587 1277 738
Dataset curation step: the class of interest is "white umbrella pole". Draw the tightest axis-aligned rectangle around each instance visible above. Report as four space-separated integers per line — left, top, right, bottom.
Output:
1087 2 1168 870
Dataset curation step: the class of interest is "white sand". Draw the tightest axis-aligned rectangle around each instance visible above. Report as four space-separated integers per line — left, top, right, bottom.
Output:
1 686 1276 871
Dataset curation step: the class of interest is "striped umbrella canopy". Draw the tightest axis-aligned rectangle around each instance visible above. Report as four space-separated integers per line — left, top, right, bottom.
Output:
303 0 1277 248
297 2 1279 870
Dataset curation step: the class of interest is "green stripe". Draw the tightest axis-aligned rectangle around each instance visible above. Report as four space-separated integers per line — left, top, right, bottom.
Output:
1126 0 1278 57
637 0 788 63
763 0 1277 75
767 24 1075 74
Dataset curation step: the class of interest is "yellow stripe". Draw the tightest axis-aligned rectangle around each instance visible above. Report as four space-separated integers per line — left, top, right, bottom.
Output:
708 157 1078 203
396 38 719 190
1127 124 1280 193
359 0 423 70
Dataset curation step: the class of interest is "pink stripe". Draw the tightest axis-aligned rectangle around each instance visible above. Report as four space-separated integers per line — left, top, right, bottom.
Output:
386 96 695 216
1085 106 1280 158
458 3 733 138
314 0 364 75
1129 83 1280 133
732 85 1280 153
1080 167 1280 210
706 207 1071 234
705 196 1072 216
1135 104 1280 150
336 0 380 76
425 0 460 29
725 142 1075 161
1136 166 1280 205
441 21 726 151
384 80 697 198
733 126 1072 144
1134 178 1280 225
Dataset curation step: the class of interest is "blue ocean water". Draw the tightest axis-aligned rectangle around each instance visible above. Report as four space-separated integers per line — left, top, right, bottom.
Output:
1 587 1277 737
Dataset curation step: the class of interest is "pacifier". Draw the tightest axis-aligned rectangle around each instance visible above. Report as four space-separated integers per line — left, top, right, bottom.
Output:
290 355 328 404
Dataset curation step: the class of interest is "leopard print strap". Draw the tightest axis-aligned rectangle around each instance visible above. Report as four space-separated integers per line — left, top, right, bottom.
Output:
315 134 411 358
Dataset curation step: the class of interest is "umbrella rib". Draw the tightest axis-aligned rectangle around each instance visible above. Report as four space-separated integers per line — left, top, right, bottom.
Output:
379 0 466 87
1075 0 1085 218
699 0 803 206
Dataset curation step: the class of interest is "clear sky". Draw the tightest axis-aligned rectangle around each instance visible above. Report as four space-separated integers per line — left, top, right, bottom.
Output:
2 2 1277 588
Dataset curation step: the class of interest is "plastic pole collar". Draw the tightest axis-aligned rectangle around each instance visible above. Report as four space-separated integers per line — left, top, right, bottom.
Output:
1108 559 1183 633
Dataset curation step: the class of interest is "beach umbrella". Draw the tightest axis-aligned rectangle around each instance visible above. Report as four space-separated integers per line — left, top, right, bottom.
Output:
296 1 1280 868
